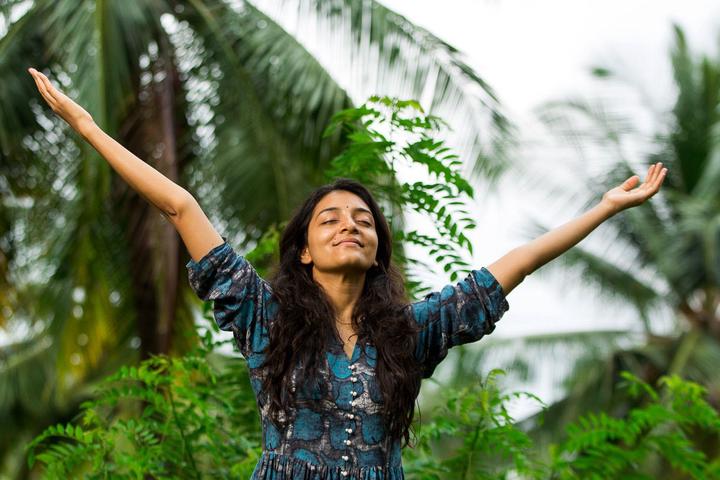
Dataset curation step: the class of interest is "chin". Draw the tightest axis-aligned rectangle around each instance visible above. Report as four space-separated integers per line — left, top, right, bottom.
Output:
330 259 373 271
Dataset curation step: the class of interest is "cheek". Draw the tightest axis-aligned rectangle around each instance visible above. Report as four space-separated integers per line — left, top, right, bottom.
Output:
370 233 379 251
310 229 333 252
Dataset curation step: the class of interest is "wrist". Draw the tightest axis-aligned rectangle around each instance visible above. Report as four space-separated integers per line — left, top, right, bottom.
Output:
598 198 619 218
76 117 97 139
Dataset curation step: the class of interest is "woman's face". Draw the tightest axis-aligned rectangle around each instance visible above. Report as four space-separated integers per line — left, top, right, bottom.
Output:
300 190 379 274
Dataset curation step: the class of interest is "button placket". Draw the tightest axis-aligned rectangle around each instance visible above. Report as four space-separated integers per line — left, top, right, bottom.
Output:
341 363 358 477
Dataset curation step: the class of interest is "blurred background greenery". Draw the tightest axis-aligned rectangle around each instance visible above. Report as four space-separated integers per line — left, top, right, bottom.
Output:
1 0 720 478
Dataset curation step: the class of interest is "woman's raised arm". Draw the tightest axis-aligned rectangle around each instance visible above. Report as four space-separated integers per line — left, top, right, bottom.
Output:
27 67 223 261
486 162 668 296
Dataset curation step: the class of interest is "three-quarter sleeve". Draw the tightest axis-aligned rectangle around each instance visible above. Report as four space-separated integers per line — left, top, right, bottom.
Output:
185 235 272 357
409 266 510 378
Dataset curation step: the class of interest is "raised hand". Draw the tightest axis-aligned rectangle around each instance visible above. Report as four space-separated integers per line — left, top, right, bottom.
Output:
601 162 668 214
27 67 95 135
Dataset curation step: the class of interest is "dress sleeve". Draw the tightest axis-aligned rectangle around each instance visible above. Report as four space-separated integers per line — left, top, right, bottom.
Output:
408 266 510 378
185 236 272 357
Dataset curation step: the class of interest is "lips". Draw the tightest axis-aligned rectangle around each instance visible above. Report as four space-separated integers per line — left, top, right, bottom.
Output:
335 238 363 247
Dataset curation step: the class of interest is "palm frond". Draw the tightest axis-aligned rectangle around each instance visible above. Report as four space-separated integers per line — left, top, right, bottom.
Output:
249 0 516 189
172 0 354 234
669 23 720 193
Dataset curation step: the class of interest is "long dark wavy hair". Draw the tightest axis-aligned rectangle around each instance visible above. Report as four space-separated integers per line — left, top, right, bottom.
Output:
261 177 423 448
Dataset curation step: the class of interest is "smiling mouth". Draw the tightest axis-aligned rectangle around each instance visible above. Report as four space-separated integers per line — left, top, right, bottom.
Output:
337 241 362 246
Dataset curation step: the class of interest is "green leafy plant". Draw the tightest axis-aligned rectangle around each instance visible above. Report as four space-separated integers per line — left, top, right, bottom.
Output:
322 95 478 296
547 371 720 480
244 96 480 297
403 369 547 480
26 323 262 479
26 344 720 479
402 370 720 480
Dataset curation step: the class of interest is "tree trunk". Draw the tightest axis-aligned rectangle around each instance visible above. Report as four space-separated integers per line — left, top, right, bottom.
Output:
114 52 181 359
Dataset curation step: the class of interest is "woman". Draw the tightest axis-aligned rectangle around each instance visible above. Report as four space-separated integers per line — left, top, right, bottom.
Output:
27 67 667 479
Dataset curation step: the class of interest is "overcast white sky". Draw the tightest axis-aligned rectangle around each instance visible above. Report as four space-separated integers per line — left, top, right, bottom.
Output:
377 0 720 416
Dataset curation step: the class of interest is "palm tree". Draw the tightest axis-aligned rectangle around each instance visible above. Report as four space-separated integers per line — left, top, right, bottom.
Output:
423 22 720 472
0 0 513 476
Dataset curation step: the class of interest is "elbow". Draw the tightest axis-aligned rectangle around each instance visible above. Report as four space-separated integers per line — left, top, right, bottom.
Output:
515 245 537 279
168 190 195 219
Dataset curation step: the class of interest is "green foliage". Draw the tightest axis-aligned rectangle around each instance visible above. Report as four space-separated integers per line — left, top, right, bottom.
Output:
403 369 547 480
548 371 720 480
243 95 480 297
322 95 479 296
401 370 720 480
26 333 720 479
25 321 262 479
244 221 284 278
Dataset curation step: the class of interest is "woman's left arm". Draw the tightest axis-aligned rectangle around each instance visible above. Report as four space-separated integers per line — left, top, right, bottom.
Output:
486 162 668 296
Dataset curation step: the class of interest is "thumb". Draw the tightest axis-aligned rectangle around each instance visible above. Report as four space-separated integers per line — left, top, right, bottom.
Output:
621 175 639 191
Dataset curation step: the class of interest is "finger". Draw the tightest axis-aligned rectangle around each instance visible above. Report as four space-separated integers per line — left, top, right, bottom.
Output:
648 167 666 195
645 163 658 185
34 75 54 106
622 175 639 191
652 162 663 184
31 72 49 100
30 72 43 93
37 71 59 102
649 163 664 190
32 73 58 110
641 163 659 191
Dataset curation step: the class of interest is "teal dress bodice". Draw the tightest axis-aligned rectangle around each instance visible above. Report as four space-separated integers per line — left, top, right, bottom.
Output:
186 237 509 479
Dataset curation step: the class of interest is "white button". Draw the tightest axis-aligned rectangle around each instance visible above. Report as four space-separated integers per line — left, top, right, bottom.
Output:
341 471 348 477
351 391 358 397
350 400 355 406
348 364 356 370
346 428 353 434
346 413 354 419
342 455 349 461
350 376 357 382
344 439 351 445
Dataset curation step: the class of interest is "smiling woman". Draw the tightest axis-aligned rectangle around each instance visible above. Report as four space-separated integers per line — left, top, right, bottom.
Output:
183 177 510 479
182 158 669 479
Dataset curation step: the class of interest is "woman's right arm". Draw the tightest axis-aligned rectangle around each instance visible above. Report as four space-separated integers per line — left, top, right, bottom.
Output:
28 68 224 261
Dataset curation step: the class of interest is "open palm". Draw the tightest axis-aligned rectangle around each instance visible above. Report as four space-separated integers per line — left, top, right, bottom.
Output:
602 162 668 214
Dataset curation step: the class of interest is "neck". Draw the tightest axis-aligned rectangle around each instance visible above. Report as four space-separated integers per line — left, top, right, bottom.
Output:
312 266 366 325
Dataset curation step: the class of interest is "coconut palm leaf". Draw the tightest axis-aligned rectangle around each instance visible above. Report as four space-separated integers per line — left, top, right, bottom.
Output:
251 0 516 187
503 23 720 457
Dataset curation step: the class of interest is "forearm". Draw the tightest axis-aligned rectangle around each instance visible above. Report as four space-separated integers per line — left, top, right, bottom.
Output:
79 121 190 216
520 200 617 275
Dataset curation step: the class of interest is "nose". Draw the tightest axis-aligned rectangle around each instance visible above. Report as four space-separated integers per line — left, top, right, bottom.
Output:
338 215 360 232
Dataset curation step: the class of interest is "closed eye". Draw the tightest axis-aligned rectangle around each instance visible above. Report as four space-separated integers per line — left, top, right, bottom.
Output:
322 220 373 226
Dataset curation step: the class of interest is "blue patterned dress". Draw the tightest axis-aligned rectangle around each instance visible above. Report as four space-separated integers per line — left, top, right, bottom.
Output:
186 236 510 479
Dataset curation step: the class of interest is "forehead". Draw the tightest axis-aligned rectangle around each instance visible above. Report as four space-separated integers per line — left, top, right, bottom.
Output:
313 190 371 215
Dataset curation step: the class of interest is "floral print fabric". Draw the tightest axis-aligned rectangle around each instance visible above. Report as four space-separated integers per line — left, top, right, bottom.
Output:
186 236 509 479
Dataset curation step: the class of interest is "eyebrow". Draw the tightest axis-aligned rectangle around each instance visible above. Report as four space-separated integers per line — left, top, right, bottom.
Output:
316 207 373 219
